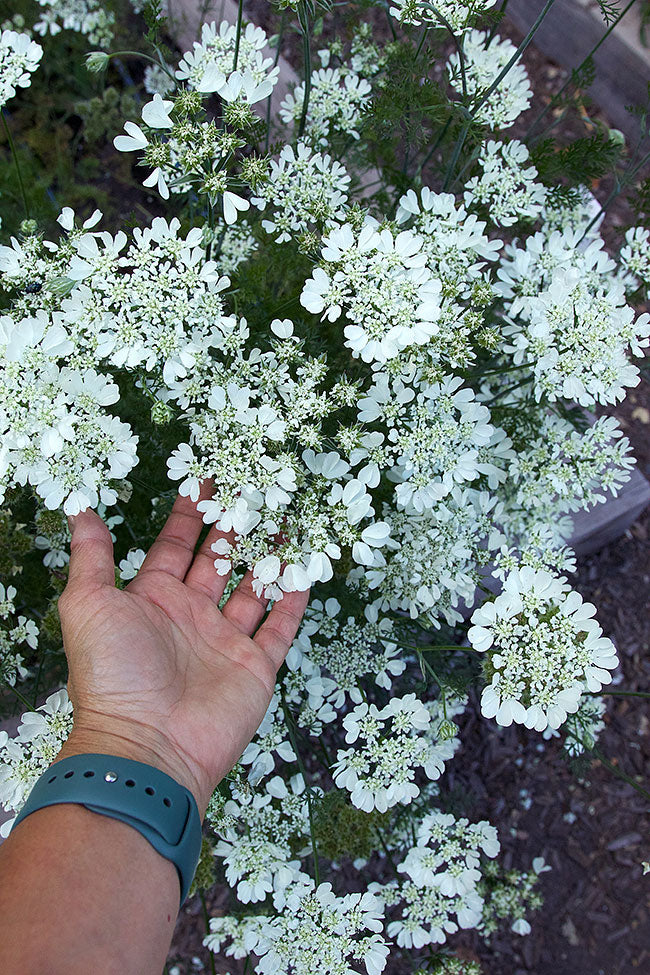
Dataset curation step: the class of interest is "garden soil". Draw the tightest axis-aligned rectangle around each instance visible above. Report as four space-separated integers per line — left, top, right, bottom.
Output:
61 8 646 973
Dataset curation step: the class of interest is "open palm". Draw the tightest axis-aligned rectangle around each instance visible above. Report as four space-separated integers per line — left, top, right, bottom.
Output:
57 481 309 815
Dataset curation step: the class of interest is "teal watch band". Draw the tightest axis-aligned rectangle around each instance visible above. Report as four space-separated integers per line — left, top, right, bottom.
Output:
11 753 203 906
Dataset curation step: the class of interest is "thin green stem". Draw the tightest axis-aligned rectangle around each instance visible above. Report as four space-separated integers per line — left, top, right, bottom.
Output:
282 699 321 885
2 678 36 713
442 117 471 190
2 111 29 218
525 0 637 139
374 824 399 874
474 0 558 113
424 4 467 98
199 891 217 975
233 0 244 71
109 51 176 80
589 689 650 699
592 746 650 802
298 9 312 139
415 115 452 179
414 25 429 59
265 11 286 154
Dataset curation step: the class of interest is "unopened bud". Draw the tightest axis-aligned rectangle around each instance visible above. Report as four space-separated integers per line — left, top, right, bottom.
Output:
86 51 110 74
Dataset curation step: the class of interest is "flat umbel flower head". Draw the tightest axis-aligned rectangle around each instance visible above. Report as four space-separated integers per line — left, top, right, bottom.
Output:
301 221 442 364
448 30 532 130
469 567 618 731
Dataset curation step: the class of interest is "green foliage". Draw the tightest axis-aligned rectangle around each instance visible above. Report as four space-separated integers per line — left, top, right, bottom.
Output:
188 836 217 899
75 86 138 145
311 789 388 861
530 131 622 188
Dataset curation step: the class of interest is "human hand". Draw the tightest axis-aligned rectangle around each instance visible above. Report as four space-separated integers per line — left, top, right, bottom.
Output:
55 481 310 817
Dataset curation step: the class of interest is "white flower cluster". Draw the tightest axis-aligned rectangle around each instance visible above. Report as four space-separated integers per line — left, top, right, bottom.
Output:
498 231 650 405
280 67 372 146
448 30 533 129
620 226 650 288
33 0 115 48
175 20 279 102
211 773 312 903
0 582 37 686
469 567 618 730
301 221 443 363
464 140 546 227
331 694 456 812
0 689 73 837
206 879 389 975
0 28 42 108
390 0 497 31
252 142 350 243
377 811 500 948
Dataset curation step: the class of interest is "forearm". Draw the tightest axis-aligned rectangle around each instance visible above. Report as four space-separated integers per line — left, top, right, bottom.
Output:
0 728 203 975
0 803 179 975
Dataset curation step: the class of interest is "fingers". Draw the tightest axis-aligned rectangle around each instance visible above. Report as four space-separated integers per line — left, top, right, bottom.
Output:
135 482 213 583
253 587 311 669
65 509 116 591
221 570 270 635
184 525 235 603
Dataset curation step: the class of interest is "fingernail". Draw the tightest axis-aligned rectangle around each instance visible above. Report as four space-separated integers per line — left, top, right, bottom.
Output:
67 515 77 533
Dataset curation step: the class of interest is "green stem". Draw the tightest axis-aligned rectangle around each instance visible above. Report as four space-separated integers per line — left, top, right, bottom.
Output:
2 111 29 218
265 11 286 154
2 677 36 713
414 25 429 59
442 117 471 190
474 0 558 114
525 0 637 139
415 115 452 179
374 824 399 874
233 0 244 71
589 689 650 699
592 746 650 803
281 698 320 885
199 891 217 975
424 4 467 98
109 51 176 80
298 8 312 139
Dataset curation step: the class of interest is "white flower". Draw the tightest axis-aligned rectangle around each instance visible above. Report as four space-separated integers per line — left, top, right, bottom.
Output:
252 143 350 243
390 0 497 31
223 190 251 225
208 878 389 975
0 688 73 836
0 29 43 109
331 694 452 812
113 120 148 153
141 93 174 129
176 20 279 102
448 30 532 130
301 222 442 364
469 567 619 731
280 67 371 146
464 140 546 227
118 548 146 580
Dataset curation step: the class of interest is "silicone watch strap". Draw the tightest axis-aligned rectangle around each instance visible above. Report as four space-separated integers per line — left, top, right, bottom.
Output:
11 753 203 906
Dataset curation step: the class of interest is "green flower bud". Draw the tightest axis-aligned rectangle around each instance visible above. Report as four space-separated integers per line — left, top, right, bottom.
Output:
86 51 110 74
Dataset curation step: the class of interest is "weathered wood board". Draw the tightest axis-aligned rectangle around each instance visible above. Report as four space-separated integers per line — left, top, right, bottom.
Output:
507 0 650 139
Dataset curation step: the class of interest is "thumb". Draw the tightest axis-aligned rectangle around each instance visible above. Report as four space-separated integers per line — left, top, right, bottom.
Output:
66 508 116 591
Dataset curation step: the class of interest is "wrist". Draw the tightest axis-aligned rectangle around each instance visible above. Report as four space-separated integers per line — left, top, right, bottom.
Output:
55 716 209 819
